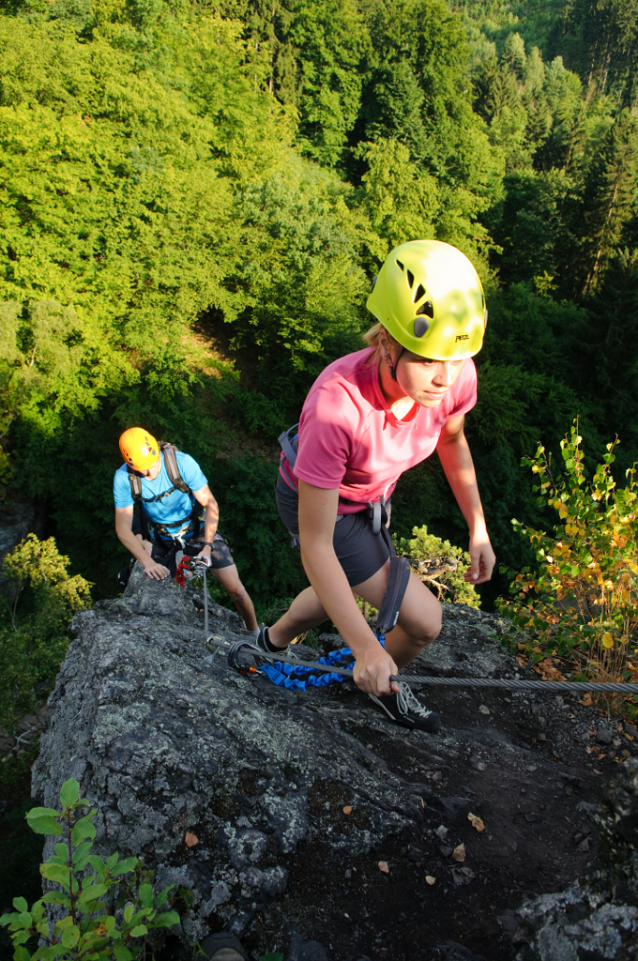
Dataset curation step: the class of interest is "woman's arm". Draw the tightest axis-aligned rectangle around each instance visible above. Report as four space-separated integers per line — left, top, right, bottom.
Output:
436 415 495 584
298 480 399 696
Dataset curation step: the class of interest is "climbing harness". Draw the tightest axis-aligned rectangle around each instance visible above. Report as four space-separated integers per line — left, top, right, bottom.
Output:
204 636 635 695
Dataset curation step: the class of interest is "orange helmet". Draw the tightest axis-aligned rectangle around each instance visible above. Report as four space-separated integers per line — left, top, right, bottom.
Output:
119 428 159 471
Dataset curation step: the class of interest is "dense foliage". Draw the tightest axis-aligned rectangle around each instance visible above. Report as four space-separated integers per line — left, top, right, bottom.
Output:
1 0 638 618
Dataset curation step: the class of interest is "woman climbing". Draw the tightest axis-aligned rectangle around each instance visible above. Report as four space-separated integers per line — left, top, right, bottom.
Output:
258 240 495 732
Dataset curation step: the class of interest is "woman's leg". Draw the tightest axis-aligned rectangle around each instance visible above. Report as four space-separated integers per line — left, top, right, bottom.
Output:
353 562 442 669
268 587 328 648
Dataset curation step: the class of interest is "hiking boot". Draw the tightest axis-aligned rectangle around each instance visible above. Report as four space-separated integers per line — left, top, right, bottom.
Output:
369 685 441 733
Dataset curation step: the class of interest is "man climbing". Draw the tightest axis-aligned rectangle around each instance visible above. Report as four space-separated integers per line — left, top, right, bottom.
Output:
113 427 258 634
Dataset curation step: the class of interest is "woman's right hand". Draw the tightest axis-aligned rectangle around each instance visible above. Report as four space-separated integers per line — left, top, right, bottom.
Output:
353 647 400 696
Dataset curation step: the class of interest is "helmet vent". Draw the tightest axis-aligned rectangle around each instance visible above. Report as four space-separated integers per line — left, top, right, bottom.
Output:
414 283 426 303
414 317 430 338
406 269 414 288
396 259 405 271
416 300 434 318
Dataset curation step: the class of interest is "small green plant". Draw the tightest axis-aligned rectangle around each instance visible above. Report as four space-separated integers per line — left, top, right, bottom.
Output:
498 424 638 710
395 525 481 608
0 778 179 960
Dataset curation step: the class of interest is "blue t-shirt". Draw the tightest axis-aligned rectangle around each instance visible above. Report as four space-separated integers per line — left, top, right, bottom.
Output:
113 451 207 536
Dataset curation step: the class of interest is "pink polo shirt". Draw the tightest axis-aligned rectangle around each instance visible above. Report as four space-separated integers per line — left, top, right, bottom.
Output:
281 348 477 512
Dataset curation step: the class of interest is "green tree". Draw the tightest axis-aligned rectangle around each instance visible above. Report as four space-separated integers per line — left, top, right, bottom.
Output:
560 0 638 104
0 535 92 732
581 110 638 293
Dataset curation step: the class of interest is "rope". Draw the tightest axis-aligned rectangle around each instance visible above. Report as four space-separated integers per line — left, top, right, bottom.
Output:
205 637 635 695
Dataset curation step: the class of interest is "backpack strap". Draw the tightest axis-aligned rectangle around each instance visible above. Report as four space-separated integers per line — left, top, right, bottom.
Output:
278 424 299 469
159 442 192 495
127 470 143 503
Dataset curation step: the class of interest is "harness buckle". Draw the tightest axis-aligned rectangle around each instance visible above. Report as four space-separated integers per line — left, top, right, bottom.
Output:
366 496 387 535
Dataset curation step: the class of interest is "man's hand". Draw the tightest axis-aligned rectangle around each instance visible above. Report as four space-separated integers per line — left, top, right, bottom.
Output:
142 558 170 580
196 544 212 567
465 534 496 584
352 647 400 697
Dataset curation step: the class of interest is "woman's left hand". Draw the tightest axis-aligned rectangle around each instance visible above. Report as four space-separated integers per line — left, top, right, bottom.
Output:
465 534 496 584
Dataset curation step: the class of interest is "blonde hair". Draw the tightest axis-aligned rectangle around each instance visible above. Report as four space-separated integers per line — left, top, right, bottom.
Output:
362 322 400 365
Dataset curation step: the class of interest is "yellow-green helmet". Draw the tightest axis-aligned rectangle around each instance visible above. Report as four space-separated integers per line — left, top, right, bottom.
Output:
367 240 487 361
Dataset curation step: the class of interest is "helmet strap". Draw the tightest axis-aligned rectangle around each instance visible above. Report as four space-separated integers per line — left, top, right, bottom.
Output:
388 346 403 383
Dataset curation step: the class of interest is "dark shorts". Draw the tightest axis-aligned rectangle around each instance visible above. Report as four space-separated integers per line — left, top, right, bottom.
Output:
275 475 391 587
151 531 235 577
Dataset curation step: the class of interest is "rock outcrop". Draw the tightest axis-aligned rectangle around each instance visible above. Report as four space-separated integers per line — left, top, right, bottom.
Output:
31 565 637 961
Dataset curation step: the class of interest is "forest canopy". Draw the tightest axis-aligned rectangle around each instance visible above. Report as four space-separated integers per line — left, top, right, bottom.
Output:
1 0 638 610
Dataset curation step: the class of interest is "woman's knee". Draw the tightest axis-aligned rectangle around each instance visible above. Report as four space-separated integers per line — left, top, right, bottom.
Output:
400 577 442 645
422 606 442 643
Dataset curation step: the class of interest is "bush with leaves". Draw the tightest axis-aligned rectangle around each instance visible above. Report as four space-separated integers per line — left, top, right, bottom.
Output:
0 535 92 733
395 524 481 608
0 778 178 961
498 424 638 707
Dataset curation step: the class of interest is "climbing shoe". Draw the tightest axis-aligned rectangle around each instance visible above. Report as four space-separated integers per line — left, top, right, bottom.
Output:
256 625 289 655
369 685 441 733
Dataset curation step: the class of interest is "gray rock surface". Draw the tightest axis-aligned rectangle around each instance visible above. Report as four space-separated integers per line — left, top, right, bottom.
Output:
514 759 638 960
30 564 635 960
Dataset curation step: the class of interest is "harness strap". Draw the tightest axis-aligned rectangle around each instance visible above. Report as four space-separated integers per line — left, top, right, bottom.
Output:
161 444 192 495
375 553 411 643
150 514 199 540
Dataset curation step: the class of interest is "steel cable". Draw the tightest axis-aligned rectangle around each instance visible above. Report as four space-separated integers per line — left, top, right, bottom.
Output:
205 637 633 694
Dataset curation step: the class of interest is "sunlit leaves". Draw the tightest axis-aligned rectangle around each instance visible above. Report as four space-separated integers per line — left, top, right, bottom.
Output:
499 423 638 707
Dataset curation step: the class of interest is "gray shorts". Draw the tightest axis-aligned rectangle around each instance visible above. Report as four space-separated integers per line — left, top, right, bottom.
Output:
275 475 391 587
